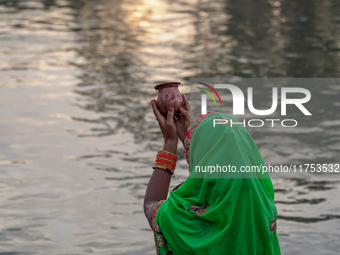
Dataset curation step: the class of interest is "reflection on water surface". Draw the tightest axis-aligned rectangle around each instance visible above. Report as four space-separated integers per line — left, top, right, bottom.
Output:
0 0 340 254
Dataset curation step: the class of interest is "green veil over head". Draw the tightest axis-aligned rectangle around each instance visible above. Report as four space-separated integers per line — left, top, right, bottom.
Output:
153 112 281 255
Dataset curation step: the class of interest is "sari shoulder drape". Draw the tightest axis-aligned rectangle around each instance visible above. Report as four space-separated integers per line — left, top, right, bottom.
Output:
153 112 281 255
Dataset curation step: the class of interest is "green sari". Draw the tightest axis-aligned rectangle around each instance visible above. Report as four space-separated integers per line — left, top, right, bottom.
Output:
153 112 281 255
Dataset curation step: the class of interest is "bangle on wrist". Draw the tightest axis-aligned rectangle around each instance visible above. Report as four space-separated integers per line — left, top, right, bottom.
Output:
152 150 177 175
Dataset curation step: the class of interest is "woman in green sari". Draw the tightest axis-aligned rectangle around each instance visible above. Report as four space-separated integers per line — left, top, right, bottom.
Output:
144 95 281 255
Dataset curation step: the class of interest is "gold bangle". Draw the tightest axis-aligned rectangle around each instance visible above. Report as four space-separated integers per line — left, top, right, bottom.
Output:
153 163 175 172
153 164 174 174
152 164 167 170
157 150 177 157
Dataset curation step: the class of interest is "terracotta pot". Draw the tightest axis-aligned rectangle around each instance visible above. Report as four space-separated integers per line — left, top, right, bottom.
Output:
154 82 184 117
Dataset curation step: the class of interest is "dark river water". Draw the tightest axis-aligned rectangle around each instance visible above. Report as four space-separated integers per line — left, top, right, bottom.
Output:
0 0 340 254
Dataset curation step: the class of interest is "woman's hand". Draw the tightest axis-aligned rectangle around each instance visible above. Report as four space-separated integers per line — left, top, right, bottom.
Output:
144 100 178 229
174 94 194 145
151 99 178 152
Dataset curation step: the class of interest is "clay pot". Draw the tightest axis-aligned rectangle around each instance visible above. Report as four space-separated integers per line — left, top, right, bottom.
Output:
154 82 184 117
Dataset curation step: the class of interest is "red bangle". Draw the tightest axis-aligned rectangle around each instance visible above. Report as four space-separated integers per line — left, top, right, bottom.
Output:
157 153 177 162
152 150 178 175
155 157 176 167
157 154 177 163
155 159 176 168
155 160 176 168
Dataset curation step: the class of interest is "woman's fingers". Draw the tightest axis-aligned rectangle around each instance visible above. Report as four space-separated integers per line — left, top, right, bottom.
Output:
182 94 192 113
179 107 190 121
151 100 165 127
166 107 174 126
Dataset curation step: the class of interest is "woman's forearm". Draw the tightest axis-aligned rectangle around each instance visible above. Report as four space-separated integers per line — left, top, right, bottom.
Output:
143 139 178 227
145 140 177 200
